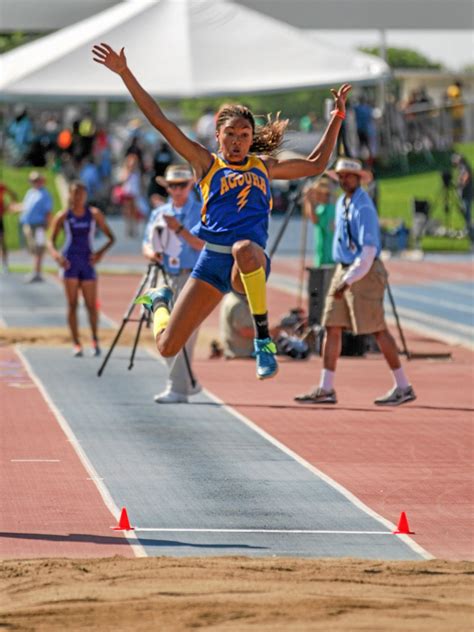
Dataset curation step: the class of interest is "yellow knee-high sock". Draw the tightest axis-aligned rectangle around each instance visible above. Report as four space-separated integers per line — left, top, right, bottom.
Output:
153 306 170 337
240 267 267 315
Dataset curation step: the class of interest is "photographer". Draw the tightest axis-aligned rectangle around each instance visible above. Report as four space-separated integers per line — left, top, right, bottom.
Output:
142 165 204 403
451 153 473 241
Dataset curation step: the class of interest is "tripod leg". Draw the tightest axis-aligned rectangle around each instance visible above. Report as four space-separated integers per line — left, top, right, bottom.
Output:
128 311 147 370
386 281 411 360
97 267 152 377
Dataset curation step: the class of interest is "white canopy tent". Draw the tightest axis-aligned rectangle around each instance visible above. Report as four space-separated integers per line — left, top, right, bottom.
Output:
0 0 388 99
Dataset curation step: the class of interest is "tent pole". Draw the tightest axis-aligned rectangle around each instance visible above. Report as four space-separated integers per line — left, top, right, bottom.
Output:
97 98 109 124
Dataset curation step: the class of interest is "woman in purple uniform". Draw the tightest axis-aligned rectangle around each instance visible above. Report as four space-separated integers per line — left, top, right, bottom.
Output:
48 181 115 356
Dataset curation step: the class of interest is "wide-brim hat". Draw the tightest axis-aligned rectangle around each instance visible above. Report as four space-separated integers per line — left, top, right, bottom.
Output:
327 158 372 184
156 164 193 188
28 170 44 183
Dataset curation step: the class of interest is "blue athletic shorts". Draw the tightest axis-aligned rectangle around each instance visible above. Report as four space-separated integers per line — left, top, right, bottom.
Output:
62 257 96 281
191 248 271 294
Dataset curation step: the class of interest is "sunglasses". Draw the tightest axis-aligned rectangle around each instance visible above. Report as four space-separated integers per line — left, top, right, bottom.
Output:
168 182 189 189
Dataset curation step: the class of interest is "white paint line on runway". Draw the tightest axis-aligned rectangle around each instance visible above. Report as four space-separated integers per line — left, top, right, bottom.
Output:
11 459 60 463
15 345 147 559
134 528 394 535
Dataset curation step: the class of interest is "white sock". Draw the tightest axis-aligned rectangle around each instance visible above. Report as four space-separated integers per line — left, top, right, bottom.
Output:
392 367 410 389
319 369 335 392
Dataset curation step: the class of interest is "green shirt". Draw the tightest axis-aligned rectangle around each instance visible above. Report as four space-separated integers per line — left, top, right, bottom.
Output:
313 203 335 267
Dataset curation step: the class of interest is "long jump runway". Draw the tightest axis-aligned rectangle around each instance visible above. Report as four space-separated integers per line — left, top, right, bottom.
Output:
17 346 423 560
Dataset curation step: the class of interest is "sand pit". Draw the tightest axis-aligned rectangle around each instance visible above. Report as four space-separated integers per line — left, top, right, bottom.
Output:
1 557 473 631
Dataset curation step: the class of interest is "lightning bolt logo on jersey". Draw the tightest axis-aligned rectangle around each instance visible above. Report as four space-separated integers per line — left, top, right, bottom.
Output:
196 153 273 249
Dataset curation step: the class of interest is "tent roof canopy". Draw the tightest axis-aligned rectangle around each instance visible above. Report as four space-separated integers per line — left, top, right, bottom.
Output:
1 0 472 31
0 0 388 99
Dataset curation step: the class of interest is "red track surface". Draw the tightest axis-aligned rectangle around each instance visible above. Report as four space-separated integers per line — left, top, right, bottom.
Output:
0 346 134 559
99 269 473 560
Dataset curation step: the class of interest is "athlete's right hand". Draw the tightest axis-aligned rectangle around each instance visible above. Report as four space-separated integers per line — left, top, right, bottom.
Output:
92 43 127 75
56 255 70 269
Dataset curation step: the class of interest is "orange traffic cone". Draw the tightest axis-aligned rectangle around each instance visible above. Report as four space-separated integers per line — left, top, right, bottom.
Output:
393 511 414 534
111 507 134 531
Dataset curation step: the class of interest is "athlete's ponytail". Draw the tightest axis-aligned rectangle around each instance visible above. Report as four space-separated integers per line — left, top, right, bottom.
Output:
215 104 288 155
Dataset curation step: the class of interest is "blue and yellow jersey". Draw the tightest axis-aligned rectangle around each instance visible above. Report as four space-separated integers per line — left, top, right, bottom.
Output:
196 153 272 249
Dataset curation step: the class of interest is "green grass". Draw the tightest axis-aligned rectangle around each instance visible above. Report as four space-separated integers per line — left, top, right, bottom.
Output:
0 163 62 249
378 142 473 251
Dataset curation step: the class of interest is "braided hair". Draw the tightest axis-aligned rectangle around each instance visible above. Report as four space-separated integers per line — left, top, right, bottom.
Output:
215 104 288 155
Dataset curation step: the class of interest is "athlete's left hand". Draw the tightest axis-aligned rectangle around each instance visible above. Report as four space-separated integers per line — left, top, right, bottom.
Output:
334 281 349 299
90 252 102 265
330 83 352 115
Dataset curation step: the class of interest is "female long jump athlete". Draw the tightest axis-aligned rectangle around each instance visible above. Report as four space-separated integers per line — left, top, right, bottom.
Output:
92 43 350 380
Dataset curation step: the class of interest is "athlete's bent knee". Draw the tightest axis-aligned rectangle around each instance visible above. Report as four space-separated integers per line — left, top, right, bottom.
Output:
232 240 257 267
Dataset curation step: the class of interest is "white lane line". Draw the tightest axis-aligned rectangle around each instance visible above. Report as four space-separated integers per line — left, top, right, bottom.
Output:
386 314 474 351
133 528 394 535
15 345 147 559
391 288 473 315
428 282 474 299
11 459 60 463
197 386 432 560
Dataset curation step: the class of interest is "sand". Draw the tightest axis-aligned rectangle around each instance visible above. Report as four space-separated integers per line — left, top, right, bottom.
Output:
1 557 473 631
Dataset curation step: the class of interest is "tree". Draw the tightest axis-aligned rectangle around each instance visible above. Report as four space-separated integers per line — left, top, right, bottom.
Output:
360 46 443 70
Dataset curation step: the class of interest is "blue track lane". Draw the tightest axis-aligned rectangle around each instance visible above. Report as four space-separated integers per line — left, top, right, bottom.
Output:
21 346 423 560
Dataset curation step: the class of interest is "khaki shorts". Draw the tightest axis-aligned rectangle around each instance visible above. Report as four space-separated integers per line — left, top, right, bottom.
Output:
23 224 47 255
322 259 388 335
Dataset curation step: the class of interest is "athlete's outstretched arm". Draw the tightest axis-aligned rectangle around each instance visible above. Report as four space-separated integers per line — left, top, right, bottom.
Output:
92 43 212 179
265 83 352 180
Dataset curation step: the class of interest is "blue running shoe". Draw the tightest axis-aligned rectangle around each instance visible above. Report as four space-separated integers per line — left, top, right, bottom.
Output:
134 285 173 313
254 337 278 380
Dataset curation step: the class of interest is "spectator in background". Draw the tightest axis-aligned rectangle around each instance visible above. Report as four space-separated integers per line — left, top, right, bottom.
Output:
14 172 53 282
446 80 465 143
452 153 473 240
116 153 143 237
78 110 97 159
125 132 145 173
0 182 18 272
196 107 216 150
365 168 379 213
79 157 102 205
7 106 33 165
303 178 335 267
219 291 255 359
354 96 375 163
148 141 173 208
299 112 317 133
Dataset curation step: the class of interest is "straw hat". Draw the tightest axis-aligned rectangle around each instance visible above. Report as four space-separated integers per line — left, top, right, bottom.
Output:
327 158 371 183
156 164 193 188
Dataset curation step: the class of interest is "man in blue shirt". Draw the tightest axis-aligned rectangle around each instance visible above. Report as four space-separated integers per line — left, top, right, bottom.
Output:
142 164 204 403
19 171 53 282
295 158 416 407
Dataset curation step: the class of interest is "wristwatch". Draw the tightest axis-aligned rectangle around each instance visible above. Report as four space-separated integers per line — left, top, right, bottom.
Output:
175 224 184 235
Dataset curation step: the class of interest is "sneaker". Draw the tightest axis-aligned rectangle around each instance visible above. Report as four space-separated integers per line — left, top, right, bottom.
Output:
25 273 44 283
154 389 188 404
254 337 278 380
73 344 83 357
374 385 416 406
134 285 173 313
294 387 337 404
